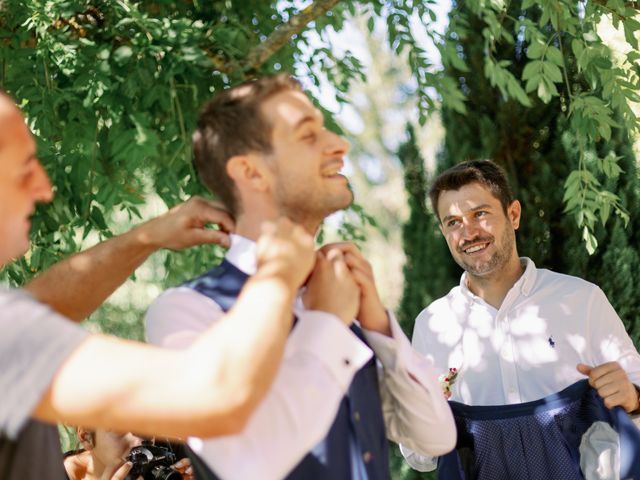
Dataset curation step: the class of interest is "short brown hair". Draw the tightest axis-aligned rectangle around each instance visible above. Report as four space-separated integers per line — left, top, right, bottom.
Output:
429 160 514 221
192 74 303 216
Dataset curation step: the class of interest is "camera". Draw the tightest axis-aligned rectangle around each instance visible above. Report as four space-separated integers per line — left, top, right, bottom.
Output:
125 440 182 480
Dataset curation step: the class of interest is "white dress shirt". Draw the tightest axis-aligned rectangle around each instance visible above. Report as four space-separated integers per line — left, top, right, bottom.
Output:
401 257 640 472
145 235 455 480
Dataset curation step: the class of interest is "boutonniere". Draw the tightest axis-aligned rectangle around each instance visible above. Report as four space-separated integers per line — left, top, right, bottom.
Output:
438 367 459 399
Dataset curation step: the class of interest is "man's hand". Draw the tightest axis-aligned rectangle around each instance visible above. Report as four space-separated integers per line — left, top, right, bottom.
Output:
136 196 234 250
100 461 139 480
577 362 640 413
303 248 360 326
255 218 316 291
171 458 194 480
320 242 391 336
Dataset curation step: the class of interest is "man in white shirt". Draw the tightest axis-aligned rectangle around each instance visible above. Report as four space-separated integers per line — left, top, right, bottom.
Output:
401 159 640 474
145 74 456 480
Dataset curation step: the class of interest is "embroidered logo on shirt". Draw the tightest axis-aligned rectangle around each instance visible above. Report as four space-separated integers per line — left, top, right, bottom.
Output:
548 336 556 348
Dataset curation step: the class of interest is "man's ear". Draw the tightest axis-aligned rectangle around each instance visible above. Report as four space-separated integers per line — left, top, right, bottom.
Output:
226 154 271 193
77 427 94 450
508 200 522 230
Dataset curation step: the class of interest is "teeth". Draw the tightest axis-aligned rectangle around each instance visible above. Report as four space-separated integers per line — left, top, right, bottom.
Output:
465 244 485 253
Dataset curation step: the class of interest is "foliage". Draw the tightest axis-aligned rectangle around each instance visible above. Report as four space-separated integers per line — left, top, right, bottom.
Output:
428 0 640 342
443 0 640 253
397 124 454 336
0 0 369 287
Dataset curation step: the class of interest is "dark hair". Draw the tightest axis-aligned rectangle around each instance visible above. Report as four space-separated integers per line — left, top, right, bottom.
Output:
429 160 514 221
192 74 303 216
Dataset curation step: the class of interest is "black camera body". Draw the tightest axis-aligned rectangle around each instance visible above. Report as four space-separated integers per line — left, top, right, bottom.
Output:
125 441 182 480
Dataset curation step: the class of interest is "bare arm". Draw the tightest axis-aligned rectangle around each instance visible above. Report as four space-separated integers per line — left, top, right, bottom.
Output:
32 218 316 439
24 197 233 321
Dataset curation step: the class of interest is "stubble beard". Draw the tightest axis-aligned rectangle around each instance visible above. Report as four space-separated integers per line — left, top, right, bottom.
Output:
454 226 516 279
274 179 353 231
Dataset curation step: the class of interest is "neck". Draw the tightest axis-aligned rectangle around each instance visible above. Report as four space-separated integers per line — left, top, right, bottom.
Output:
235 208 321 241
466 255 524 309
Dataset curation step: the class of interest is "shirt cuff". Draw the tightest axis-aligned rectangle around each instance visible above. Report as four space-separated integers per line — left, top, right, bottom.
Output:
288 311 373 391
361 311 409 372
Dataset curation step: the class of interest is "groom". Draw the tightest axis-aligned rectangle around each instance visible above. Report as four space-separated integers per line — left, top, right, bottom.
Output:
145 74 456 479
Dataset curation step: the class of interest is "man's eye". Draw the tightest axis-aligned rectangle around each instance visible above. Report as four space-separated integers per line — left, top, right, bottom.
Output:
446 219 459 227
302 131 316 142
475 211 487 218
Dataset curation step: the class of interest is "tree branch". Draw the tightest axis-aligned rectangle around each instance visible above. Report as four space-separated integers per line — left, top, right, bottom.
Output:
240 0 342 73
592 0 639 11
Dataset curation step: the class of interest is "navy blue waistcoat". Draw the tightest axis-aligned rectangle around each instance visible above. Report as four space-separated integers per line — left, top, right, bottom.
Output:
183 259 390 480
438 380 640 480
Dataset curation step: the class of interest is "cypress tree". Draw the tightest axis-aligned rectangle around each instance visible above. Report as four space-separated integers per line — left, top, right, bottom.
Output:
402 0 640 344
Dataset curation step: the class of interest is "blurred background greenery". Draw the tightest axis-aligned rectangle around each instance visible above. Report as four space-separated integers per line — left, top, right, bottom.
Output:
1 1 639 477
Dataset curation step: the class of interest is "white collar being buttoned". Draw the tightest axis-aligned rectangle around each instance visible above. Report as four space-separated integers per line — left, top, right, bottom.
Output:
226 234 258 275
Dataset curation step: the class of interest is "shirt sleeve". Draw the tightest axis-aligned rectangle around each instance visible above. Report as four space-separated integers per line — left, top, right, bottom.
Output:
145 289 373 480
362 312 456 457
0 289 89 440
587 286 640 386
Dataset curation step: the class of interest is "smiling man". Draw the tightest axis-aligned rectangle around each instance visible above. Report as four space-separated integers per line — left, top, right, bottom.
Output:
401 159 640 478
145 74 455 480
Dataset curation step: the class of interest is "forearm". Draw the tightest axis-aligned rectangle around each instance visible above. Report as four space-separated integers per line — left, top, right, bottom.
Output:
24 224 157 321
366 315 456 455
188 272 297 428
33 274 296 440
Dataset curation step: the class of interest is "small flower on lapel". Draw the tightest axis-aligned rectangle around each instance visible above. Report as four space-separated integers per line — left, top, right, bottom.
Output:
438 367 459 399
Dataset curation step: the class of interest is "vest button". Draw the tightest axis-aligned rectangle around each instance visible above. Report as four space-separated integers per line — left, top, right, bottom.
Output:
362 451 373 463
353 411 361 422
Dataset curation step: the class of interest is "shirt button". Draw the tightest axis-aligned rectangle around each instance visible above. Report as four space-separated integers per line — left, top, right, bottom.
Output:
353 411 361 422
343 358 351 366
362 451 373 463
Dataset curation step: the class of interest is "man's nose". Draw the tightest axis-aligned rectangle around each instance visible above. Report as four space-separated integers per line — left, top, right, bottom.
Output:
461 218 481 240
32 160 53 203
324 131 349 156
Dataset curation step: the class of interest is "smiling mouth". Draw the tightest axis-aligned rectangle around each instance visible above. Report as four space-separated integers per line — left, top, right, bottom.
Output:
462 242 490 254
322 160 345 178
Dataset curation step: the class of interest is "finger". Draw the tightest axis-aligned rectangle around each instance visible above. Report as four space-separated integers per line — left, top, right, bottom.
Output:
594 377 622 398
192 198 235 233
577 363 592 376
342 252 374 280
110 462 133 480
320 242 361 257
349 267 375 292
328 253 356 284
601 390 627 409
588 362 622 382
191 229 231 248
172 458 190 470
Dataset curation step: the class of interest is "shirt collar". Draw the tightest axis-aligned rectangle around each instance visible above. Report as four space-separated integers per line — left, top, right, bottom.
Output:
226 234 258 275
519 257 537 296
459 256 538 301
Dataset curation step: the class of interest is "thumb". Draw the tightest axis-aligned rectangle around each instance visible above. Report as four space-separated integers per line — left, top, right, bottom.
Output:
577 363 592 376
